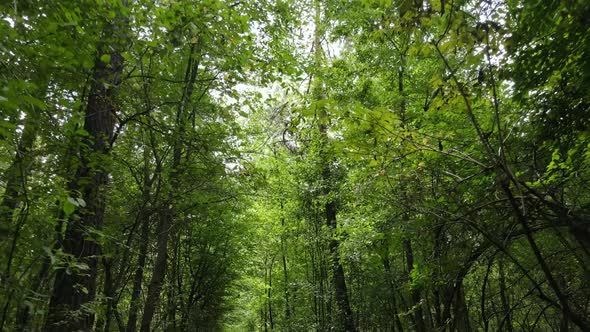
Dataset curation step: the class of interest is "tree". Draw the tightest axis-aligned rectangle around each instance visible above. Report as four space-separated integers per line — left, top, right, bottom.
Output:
1 0 590 331
44 1 129 330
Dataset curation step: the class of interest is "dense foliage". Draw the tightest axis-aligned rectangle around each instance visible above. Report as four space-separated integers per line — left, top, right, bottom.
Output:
1 0 589 331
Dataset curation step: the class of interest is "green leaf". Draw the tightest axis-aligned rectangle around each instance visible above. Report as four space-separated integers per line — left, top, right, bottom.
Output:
63 198 76 216
100 54 111 64
83 59 94 69
76 198 86 208
75 128 90 137
22 95 47 110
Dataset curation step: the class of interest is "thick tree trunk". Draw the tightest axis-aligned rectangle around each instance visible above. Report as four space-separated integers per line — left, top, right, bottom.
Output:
44 18 125 330
452 284 471 332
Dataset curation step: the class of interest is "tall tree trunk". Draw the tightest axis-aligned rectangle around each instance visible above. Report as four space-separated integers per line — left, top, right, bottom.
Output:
309 247 320 329
165 231 182 332
139 197 174 332
102 258 116 332
281 251 290 321
452 284 471 332
44 7 126 330
480 257 493 332
268 256 274 331
126 91 159 332
262 307 268 332
498 257 513 332
140 44 198 332
281 218 291 328
383 255 404 332
327 202 355 332
126 207 151 332
403 239 426 332
312 1 355 331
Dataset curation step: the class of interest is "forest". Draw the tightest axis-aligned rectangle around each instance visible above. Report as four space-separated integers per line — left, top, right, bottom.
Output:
1 0 589 331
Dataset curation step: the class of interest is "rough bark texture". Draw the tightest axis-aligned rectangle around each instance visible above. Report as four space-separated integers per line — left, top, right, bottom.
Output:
44 26 125 331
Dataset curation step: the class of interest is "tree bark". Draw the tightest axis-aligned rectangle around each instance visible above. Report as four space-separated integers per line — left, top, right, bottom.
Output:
452 284 471 332
383 256 404 332
498 257 513 332
140 44 198 332
403 239 426 332
44 10 126 330
501 180 590 331
312 1 355 330
102 258 116 332
139 200 173 332
126 207 151 332
268 256 274 331
126 77 159 332
326 202 356 332
279 201 291 327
